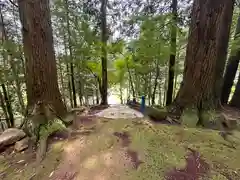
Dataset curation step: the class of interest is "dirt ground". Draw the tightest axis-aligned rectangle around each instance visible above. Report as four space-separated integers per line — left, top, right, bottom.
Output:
0 105 240 180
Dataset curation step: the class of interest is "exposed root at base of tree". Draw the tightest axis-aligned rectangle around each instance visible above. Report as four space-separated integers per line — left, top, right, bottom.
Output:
36 136 48 163
20 101 69 162
127 101 239 131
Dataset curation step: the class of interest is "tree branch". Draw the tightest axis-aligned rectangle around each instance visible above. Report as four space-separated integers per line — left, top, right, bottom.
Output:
8 0 18 8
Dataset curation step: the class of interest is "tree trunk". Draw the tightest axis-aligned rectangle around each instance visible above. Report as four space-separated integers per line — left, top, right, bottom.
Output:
78 79 83 106
96 83 99 104
1 84 14 127
100 0 108 105
229 71 240 108
172 0 234 124
119 84 123 104
18 0 67 117
58 60 66 106
126 59 135 98
158 82 162 106
166 0 177 106
152 60 160 105
163 69 168 105
0 89 10 128
63 32 73 108
221 14 240 104
64 0 77 107
173 70 178 98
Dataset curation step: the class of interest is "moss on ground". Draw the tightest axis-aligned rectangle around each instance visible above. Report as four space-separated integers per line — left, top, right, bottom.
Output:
0 118 239 180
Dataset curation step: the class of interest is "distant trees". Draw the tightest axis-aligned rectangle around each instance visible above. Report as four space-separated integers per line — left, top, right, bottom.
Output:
1 0 240 132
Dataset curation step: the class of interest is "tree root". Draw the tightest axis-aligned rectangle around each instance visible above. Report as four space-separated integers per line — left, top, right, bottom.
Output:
36 136 48 163
180 108 199 127
19 101 68 162
36 120 66 163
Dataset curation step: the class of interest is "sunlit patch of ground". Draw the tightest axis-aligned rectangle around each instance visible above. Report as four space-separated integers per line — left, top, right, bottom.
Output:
0 116 240 180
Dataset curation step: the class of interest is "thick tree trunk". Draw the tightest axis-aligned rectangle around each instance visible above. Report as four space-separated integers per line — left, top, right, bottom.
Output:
100 0 108 105
172 0 234 124
166 0 177 106
229 71 240 108
221 14 240 104
18 0 67 117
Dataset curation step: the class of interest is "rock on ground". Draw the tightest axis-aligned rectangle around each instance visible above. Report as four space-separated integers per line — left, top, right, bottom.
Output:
14 137 29 152
0 128 26 150
95 105 144 119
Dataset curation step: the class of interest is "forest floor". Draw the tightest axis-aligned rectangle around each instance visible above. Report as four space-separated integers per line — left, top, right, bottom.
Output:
0 105 240 180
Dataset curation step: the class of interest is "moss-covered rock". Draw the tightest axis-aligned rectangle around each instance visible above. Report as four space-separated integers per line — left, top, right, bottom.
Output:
39 119 66 138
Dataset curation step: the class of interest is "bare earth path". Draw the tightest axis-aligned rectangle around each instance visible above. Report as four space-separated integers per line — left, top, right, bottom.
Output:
0 104 240 180
52 104 144 180
95 104 144 119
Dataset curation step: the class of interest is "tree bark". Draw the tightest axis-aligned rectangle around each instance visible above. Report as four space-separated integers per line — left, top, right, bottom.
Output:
100 0 108 105
18 0 67 117
166 0 177 106
221 14 240 104
172 0 234 122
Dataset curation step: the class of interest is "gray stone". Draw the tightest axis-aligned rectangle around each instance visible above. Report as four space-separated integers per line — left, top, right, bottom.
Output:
14 137 29 152
0 128 26 150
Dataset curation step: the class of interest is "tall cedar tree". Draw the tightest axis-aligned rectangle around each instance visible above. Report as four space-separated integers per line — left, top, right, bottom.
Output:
221 14 240 104
100 0 108 105
18 0 67 117
166 0 177 106
172 0 234 121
